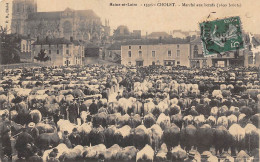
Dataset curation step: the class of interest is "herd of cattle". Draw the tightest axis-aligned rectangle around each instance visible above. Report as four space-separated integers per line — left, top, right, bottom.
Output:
0 65 259 162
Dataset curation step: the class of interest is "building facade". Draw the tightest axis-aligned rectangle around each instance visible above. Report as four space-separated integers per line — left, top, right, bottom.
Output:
190 37 212 68
121 39 190 67
104 43 121 63
20 35 35 62
0 0 13 33
189 34 260 68
32 37 84 66
10 0 109 44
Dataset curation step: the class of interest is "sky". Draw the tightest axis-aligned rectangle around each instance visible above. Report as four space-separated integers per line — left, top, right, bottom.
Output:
1 0 260 34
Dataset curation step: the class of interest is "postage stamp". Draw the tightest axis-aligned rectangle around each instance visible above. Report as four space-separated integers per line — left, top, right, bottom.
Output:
199 16 244 57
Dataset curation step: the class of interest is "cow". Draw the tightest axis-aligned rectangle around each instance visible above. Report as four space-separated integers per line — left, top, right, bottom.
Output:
162 123 180 151
213 125 232 155
136 144 154 162
180 124 197 152
228 124 246 156
196 124 214 153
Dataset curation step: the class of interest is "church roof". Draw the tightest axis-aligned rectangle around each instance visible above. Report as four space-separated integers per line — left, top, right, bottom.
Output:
32 37 79 45
122 38 190 46
27 9 100 20
28 11 61 20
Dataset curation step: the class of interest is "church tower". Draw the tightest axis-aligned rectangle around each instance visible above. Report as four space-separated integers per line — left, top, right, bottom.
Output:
11 0 37 35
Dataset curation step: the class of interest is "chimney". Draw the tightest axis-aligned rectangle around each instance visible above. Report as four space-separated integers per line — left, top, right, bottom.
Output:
159 36 162 43
70 36 73 42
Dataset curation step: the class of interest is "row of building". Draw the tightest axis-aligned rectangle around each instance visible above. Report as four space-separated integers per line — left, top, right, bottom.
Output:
104 35 260 68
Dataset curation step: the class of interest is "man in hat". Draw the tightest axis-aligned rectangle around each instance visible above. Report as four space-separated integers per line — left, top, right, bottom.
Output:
184 151 197 162
2 128 12 162
89 99 98 115
61 131 72 148
69 128 81 148
68 99 78 124
15 128 34 159
97 96 103 109
47 148 59 162
200 153 210 162
60 102 68 120
27 122 39 140
27 146 43 162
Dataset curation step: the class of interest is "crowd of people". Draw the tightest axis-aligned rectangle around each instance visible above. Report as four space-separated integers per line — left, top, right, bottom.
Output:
0 64 259 162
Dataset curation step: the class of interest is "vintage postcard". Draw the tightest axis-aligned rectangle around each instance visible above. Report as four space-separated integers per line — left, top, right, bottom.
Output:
0 0 259 162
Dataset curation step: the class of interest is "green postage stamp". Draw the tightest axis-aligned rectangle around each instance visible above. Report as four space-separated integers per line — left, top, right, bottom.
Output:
199 16 244 57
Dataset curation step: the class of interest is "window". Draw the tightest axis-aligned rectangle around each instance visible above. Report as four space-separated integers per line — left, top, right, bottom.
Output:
177 44 180 48
152 51 155 57
23 44 25 51
138 51 142 57
177 61 180 65
128 51 131 57
128 61 131 65
248 56 253 64
194 45 198 57
57 50 59 54
129 46 131 49
66 50 69 54
49 50 51 54
177 50 180 57
168 50 172 57
139 46 142 49
66 44 69 48
26 44 28 51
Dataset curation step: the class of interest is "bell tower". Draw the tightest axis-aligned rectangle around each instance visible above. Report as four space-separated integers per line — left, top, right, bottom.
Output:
11 0 37 35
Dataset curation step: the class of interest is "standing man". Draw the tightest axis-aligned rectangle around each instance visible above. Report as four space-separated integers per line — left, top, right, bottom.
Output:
89 99 98 115
68 100 78 124
69 128 81 148
2 129 12 162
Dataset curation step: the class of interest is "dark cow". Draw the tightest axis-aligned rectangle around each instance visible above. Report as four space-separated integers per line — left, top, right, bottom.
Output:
143 113 156 128
180 124 197 152
93 112 107 128
196 124 214 153
104 125 117 148
213 125 232 155
35 133 60 150
129 126 150 150
128 114 142 128
171 114 183 129
162 123 180 151
89 126 105 146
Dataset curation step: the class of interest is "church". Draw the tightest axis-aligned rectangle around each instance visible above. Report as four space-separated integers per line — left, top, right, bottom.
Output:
10 0 110 43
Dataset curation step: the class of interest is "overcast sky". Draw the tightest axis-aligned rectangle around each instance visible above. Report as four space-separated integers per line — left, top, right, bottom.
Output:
2 0 260 34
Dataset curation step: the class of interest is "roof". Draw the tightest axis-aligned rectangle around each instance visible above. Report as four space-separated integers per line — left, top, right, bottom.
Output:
27 9 100 20
84 41 99 48
32 37 79 45
121 38 190 46
148 32 170 37
28 11 61 20
190 37 202 44
107 43 122 50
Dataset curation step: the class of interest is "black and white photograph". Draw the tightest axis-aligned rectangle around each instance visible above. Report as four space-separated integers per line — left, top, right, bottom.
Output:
0 0 259 161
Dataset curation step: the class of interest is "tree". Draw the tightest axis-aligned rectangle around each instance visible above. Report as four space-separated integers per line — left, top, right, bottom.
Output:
34 49 50 62
0 26 21 64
